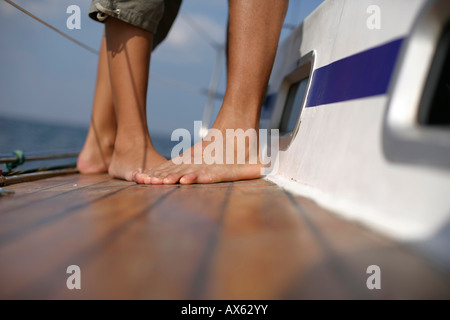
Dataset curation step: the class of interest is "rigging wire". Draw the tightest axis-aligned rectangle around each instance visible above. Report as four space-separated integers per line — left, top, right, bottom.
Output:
179 11 223 51
3 0 99 55
0 0 228 182
283 0 303 30
177 11 226 133
150 73 224 100
2 0 225 100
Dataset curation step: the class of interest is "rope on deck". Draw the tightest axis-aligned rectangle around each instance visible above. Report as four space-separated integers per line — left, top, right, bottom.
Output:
0 166 79 186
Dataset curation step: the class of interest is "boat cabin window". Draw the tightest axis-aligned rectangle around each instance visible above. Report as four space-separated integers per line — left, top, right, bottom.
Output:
273 52 315 150
280 77 309 135
418 22 450 126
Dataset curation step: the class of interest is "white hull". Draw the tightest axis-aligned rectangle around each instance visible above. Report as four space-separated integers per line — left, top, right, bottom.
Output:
265 0 450 265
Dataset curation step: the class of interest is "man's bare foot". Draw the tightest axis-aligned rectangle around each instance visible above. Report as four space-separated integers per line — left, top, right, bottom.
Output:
134 0 288 185
108 136 167 181
136 161 262 185
77 126 115 174
134 118 264 184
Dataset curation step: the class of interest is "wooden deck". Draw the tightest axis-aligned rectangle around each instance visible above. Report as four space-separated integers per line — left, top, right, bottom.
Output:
0 173 449 299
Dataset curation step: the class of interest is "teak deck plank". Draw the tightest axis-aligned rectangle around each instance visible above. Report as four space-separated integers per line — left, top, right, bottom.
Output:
0 176 132 244
0 174 449 299
201 182 330 299
56 184 230 299
291 195 450 299
0 184 175 298
0 174 112 213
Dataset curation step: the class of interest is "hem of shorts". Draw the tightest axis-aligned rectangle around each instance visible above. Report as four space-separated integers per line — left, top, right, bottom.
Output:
88 9 160 34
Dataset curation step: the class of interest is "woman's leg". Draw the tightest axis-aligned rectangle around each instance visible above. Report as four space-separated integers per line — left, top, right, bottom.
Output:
105 17 166 181
77 35 116 174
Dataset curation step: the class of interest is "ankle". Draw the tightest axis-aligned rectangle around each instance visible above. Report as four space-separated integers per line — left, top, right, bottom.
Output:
99 135 115 150
213 112 259 131
114 134 153 152
215 102 260 129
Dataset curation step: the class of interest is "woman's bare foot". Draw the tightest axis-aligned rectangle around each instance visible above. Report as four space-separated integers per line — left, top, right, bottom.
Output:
77 124 115 174
108 135 167 181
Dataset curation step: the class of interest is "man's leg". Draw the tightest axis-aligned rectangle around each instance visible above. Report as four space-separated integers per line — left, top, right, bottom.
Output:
135 0 288 184
105 17 166 181
77 36 116 174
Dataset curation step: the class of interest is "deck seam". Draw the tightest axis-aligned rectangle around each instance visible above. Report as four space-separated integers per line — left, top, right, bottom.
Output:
1 177 113 214
284 190 374 299
67 186 180 265
187 182 234 299
12 186 179 299
5 177 79 197
0 183 135 246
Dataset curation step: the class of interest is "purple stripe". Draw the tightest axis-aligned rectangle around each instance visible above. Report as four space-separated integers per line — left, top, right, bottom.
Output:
306 38 404 108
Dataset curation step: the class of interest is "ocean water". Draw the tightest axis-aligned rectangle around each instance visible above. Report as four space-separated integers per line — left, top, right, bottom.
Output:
0 116 175 172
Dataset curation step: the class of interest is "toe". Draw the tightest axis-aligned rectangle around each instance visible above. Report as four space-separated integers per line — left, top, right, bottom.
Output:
134 172 146 184
150 176 164 184
143 175 153 184
162 173 183 184
180 173 198 184
197 172 220 184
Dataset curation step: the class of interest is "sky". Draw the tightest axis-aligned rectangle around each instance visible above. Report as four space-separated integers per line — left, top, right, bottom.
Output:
0 0 324 139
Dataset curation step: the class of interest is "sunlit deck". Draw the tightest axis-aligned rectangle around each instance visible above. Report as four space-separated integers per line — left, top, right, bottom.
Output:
0 174 449 299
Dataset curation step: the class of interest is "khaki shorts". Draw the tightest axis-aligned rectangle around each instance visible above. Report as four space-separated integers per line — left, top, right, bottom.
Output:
89 0 182 49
